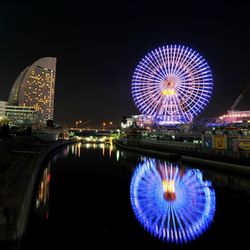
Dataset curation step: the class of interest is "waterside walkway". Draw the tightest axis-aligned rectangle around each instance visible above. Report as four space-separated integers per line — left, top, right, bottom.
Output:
0 136 75 249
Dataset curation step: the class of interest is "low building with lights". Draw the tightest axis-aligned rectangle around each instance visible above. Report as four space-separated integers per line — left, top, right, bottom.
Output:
217 110 250 124
121 117 134 129
0 100 39 126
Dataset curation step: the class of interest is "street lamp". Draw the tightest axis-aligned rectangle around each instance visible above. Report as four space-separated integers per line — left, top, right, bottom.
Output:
79 120 82 128
109 121 113 129
75 120 83 128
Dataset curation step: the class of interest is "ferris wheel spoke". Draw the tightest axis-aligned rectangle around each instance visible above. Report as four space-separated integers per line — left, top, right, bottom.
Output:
180 91 211 102
133 80 160 87
137 63 165 82
176 96 188 119
133 85 161 93
176 87 211 97
133 78 162 86
183 50 204 72
183 55 203 74
152 48 168 79
145 54 167 80
169 46 176 75
176 84 212 93
172 45 185 75
172 95 182 119
135 67 165 82
133 74 163 84
163 47 171 77
179 92 210 106
159 46 171 76
136 90 163 113
185 98 205 113
134 87 162 98
174 46 194 73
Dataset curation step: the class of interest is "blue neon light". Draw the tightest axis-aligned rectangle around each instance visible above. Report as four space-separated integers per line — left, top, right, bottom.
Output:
130 159 216 244
131 45 213 125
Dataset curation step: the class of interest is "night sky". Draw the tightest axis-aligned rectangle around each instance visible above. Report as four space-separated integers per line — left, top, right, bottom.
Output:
0 0 250 127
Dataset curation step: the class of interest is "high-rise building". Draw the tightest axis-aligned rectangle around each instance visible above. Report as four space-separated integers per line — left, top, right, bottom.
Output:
8 57 56 121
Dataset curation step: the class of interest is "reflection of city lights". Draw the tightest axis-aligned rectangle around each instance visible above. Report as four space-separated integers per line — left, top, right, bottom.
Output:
77 143 81 157
69 144 82 158
74 140 114 158
100 143 105 156
65 146 69 157
130 160 216 244
109 142 113 158
36 164 51 218
116 150 120 162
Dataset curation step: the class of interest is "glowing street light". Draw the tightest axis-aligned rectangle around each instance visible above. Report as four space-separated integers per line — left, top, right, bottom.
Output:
75 120 83 128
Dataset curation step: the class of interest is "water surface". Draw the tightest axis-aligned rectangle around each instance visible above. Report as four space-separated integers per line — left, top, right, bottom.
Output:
21 142 250 249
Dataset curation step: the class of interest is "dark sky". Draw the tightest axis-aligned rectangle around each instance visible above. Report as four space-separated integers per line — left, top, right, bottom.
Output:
0 0 250 127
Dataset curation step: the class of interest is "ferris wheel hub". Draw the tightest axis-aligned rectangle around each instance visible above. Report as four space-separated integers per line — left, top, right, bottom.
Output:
162 77 176 96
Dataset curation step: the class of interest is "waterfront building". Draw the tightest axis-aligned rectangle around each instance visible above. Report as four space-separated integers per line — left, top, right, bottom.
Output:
217 110 250 124
0 101 7 117
121 117 135 129
0 101 39 126
8 57 56 121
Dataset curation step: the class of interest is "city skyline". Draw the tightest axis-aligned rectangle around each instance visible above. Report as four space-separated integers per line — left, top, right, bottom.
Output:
0 1 250 127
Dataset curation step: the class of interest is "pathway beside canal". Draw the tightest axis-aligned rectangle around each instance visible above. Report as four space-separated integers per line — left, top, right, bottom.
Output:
0 136 75 249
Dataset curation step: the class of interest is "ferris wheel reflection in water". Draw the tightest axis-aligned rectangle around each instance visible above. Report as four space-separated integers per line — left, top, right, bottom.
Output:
130 159 216 244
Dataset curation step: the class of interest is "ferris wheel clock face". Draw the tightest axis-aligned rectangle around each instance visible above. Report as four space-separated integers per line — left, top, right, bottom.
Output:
131 45 213 125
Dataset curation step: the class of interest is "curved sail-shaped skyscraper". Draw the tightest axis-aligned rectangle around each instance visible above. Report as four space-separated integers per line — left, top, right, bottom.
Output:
8 57 56 120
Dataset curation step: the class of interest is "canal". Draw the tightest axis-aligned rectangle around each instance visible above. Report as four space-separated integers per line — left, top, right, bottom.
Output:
21 142 250 249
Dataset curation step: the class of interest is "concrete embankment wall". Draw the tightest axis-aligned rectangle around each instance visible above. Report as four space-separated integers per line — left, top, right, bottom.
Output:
115 140 250 176
0 139 76 248
181 156 250 175
114 139 177 159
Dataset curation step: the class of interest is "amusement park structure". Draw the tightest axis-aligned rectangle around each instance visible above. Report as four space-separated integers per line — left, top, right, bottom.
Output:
218 83 250 124
131 45 213 126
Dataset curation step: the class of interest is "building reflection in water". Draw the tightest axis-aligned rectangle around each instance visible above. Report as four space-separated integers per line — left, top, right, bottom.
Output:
35 163 51 219
71 141 115 159
50 146 70 163
116 150 120 162
130 159 216 244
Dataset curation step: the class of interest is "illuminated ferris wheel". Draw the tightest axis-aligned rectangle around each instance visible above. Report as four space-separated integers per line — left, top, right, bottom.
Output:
131 45 213 125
